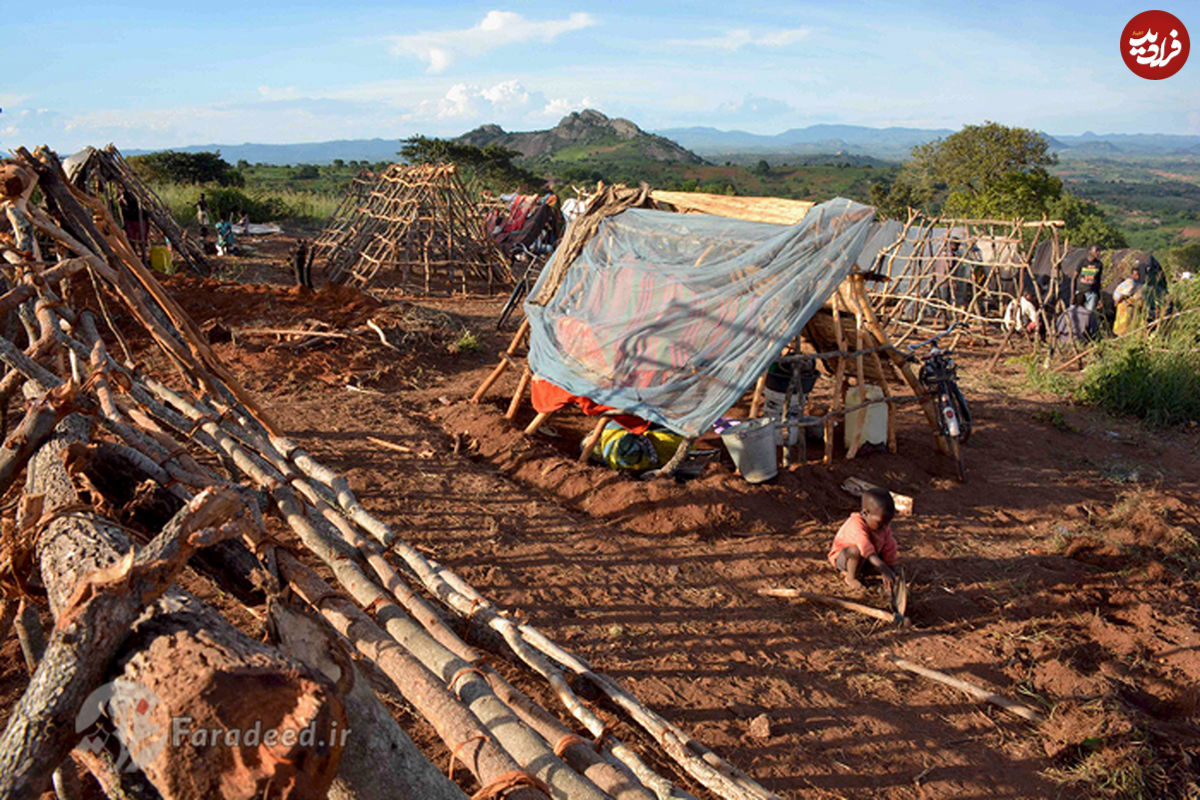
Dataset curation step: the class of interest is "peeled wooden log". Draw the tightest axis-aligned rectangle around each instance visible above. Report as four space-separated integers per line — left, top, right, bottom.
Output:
273 549 549 800
0 487 246 800
141 382 605 800
270 602 470 800
27 415 345 800
483 667 655 800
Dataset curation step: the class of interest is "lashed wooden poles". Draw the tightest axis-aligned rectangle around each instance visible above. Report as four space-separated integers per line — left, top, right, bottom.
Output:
314 163 510 293
141 378 606 800
274 550 550 800
269 603 471 800
482 667 658 800
473 318 530 403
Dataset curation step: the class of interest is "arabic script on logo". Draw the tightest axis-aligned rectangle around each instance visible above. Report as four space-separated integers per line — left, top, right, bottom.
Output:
1122 10 1189 79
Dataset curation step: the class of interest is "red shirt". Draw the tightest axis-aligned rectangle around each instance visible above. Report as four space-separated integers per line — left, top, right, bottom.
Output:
827 512 898 567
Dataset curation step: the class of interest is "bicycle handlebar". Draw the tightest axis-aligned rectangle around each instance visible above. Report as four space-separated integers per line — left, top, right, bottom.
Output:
907 321 964 352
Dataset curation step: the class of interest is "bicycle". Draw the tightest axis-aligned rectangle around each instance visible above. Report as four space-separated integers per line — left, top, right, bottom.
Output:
907 322 972 482
496 244 547 330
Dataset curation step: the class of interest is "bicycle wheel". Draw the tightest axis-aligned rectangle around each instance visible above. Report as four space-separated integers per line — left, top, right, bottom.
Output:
949 434 965 482
949 384 972 445
496 279 528 330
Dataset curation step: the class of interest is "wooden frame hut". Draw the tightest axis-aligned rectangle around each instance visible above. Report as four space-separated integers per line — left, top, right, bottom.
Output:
473 186 946 475
63 145 209 274
313 162 512 294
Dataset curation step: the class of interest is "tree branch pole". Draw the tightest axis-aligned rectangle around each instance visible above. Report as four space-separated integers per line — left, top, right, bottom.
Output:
882 655 1044 723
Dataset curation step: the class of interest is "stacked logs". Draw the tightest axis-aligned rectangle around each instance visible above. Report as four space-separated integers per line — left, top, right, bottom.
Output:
0 146 784 800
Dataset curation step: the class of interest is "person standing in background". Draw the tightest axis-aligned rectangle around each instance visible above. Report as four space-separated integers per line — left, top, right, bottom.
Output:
1077 244 1104 312
196 193 210 227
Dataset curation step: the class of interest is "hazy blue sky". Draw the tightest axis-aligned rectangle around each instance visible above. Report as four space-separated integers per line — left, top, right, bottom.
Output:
3 1 1196 151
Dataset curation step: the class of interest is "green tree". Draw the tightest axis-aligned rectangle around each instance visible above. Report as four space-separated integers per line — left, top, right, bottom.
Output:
293 164 319 180
1043 193 1126 249
909 121 1056 197
754 159 771 176
332 158 345 169
871 121 1123 246
399 135 544 192
1167 241 1200 274
128 151 243 186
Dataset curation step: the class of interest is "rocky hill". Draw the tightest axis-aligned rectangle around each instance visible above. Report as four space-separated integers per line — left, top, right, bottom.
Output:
457 109 705 166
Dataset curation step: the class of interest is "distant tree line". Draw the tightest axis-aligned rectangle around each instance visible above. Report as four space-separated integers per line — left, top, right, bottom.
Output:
128 151 244 187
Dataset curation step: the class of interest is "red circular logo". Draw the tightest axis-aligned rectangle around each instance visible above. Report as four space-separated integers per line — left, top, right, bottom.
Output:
1122 10 1189 79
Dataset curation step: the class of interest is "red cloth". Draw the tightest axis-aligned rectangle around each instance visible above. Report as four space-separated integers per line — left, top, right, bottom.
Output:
827 512 898 567
529 378 651 434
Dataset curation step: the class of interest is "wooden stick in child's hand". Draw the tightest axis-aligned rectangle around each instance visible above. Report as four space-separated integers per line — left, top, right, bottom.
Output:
759 587 907 625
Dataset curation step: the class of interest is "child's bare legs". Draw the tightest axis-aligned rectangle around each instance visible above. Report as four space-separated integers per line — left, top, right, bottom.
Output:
838 546 865 591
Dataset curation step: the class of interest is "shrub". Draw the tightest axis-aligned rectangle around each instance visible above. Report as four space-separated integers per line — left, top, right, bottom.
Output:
1075 280 1200 426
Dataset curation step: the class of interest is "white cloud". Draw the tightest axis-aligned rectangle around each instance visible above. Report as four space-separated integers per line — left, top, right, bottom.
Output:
407 80 593 125
256 85 301 101
480 80 532 112
0 93 28 108
666 28 810 51
388 10 595 73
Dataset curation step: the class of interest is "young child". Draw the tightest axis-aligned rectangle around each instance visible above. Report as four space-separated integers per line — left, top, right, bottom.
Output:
828 487 899 593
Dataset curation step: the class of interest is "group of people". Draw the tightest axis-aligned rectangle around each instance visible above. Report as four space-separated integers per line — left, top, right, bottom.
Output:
195 194 241 256
1001 244 1158 346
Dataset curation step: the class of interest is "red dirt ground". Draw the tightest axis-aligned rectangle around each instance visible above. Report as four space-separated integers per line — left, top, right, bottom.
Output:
4 245 1199 799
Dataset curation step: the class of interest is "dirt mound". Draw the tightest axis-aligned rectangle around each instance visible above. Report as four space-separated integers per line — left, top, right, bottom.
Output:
150 276 479 397
161 274 381 330
1062 490 1196 568
437 400 858 536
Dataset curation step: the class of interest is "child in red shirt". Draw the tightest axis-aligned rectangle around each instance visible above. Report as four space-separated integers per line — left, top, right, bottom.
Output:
828 487 899 593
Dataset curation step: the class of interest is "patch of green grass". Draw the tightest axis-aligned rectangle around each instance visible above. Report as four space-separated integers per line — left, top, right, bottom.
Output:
1031 407 1078 433
1009 353 1078 396
448 329 480 354
152 182 342 226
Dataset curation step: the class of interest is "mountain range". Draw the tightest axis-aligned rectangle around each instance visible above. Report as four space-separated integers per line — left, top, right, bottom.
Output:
122 112 1200 165
654 125 1200 161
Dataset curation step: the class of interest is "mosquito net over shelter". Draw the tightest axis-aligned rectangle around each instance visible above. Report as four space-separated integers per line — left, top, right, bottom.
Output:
523 198 875 437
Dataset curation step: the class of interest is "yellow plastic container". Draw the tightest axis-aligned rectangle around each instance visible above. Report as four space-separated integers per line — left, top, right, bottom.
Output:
844 384 887 451
149 245 174 274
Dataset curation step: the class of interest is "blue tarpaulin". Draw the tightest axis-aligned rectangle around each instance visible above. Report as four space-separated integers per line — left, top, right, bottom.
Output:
524 198 875 436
